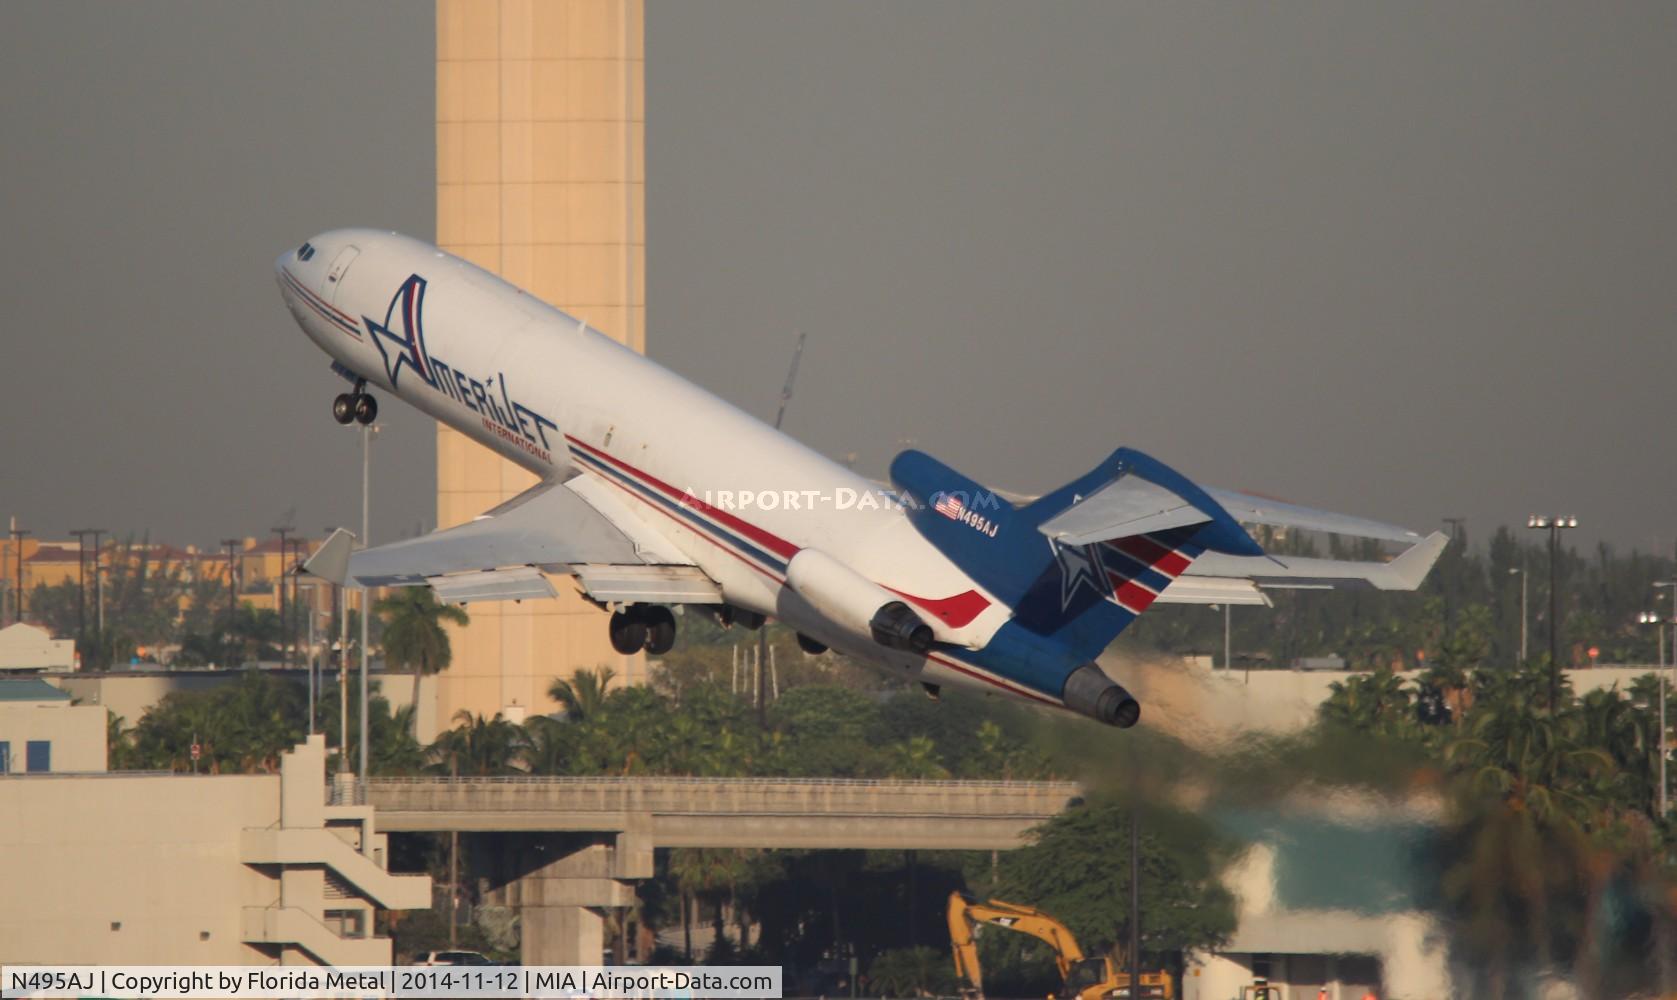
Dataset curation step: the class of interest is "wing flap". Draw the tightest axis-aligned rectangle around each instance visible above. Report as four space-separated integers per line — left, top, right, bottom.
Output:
1154 576 1273 607
430 567 558 604
572 564 724 605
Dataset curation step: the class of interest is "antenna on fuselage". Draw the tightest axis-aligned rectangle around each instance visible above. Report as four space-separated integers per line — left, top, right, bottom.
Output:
760 330 807 728
772 330 807 431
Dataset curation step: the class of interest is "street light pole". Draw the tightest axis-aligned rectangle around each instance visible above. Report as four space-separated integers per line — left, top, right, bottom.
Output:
1639 607 1670 819
1224 602 1232 673
9 521 30 625
1129 808 1141 996
1527 514 1578 713
90 529 105 637
272 526 292 668
1509 562 1528 664
69 529 91 642
221 538 241 631
359 423 376 788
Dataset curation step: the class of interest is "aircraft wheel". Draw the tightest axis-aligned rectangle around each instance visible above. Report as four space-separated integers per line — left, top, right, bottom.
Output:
332 393 356 425
643 606 677 655
353 393 379 425
796 633 827 654
609 610 646 654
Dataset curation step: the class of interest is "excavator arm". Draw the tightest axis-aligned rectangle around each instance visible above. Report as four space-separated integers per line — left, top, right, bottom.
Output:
947 891 1087 993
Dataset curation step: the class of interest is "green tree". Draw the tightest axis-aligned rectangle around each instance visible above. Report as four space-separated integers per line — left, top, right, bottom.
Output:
124 672 305 773
377 588 469 736
993 798 1237 966
548 666 615 722
430 711 525 776
869 945 958 998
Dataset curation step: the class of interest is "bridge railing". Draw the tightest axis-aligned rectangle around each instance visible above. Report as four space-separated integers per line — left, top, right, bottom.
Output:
363 775 1082 792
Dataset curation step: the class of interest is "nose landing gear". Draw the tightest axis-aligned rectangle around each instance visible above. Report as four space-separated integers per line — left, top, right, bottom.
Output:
332 380 379 426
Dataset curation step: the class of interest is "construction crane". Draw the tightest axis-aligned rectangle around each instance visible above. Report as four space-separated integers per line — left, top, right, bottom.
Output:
946 892 1172 1000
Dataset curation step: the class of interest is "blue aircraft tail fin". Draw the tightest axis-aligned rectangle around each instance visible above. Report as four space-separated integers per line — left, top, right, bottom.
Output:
889 446 1260 661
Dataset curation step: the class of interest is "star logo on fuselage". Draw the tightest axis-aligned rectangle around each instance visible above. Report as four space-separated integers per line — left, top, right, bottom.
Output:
364 274 434 391
1052 538 1110 611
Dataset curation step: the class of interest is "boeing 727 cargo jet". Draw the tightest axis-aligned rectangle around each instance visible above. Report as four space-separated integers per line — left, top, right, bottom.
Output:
278 230 1444 728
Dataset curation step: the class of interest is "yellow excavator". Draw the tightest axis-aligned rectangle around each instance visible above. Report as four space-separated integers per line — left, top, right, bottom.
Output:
947 892 1173 1000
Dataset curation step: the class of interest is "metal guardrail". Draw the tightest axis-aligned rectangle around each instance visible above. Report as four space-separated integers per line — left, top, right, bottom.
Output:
0 770 174 778
364 775 1081 792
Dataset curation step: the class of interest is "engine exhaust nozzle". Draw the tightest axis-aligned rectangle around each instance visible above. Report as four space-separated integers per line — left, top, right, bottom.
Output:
1061 663 1140 728
869 600 935 654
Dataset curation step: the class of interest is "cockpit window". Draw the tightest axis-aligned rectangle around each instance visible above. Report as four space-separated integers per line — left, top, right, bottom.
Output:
297 242 316 261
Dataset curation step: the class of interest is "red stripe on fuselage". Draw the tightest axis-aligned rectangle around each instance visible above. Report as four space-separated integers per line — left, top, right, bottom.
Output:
885 586 990 629
567 436 800 561
567 438 995 628
282 268 358 326
926 652 1060 707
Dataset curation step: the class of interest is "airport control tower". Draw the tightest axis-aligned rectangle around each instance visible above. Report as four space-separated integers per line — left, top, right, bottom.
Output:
435 0 646 725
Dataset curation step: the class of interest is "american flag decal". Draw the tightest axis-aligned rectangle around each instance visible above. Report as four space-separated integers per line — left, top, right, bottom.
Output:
934 493 965 519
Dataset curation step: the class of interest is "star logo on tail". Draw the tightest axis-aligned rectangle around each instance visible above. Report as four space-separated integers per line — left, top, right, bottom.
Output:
1052 539 1110 611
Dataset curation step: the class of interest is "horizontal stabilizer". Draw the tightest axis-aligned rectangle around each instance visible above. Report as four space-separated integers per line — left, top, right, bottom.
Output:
1038 475 1210 546
1203 487 1421 543
1185 531 1448 592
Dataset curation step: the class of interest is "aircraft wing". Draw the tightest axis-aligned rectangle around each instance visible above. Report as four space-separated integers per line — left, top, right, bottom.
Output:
301 478 723 606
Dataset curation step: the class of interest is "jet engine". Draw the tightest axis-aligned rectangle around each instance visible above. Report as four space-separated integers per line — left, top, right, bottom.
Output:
1061 663 1141 728
784 549 934 654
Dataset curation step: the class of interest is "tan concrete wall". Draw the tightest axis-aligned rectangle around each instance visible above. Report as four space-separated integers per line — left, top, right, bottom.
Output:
0 773 278 964
436 0 647 728
0 702 106 772
1113 652 1674 747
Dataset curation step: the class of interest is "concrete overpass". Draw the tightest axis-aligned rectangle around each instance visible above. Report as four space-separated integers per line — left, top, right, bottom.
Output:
363 775 1083 850
354 775 1083 966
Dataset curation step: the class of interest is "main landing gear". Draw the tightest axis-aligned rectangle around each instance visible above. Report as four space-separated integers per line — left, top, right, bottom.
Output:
332 380 378 426
609 605 677 655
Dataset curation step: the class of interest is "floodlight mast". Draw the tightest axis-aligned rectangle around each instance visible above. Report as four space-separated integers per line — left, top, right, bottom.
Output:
1526 514 1579 712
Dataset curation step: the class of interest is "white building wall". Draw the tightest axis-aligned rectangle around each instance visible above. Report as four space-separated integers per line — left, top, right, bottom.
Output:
0 702 106 772
0 736 428 966
0 773 279 963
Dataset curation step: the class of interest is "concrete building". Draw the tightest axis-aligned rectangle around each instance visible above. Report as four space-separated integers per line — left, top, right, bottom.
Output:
434 0 647 726
1183 801 1451 1000
0 622 76 672
0 677 105 773
0 734 429 966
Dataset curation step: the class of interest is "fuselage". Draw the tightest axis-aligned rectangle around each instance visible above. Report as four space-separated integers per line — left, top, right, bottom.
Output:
276 229 1065 708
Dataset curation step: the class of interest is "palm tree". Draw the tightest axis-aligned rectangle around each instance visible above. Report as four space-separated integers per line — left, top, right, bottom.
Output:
1320 666 1413 736
429 710 527 776
377 588 469 736
548 666 615 721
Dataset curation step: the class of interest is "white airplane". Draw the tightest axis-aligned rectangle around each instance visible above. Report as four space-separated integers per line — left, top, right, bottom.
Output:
280 229 1445 728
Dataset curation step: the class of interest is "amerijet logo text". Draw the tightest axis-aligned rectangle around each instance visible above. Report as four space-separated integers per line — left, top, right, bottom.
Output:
365 274 559 463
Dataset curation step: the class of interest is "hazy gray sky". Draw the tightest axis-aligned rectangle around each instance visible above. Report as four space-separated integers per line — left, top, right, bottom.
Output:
2 2 1674 552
